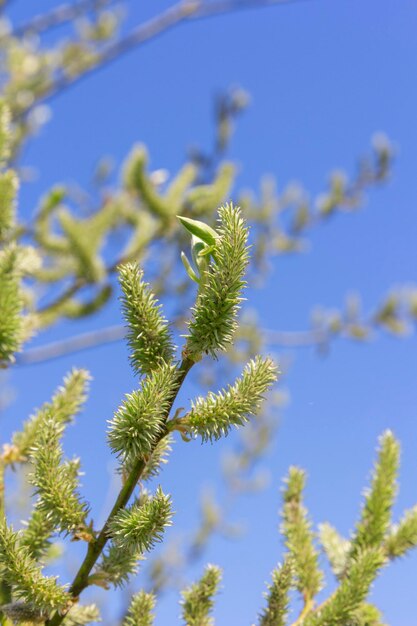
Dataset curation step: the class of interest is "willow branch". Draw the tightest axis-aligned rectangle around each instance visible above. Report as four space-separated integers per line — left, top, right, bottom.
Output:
45 356 194 626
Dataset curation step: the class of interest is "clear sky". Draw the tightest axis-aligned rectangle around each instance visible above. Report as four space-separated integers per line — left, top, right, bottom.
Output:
4 1 417 624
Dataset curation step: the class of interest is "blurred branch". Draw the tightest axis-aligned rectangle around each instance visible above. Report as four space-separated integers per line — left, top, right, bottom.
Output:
11 0 113 38
15 324 126 365
15 324 325 366
16 0 308 119
16 286 417 365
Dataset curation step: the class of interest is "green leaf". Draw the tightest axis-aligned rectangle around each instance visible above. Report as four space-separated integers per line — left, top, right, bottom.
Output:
177 215 218 246
181 251 200 284
184 204 250 358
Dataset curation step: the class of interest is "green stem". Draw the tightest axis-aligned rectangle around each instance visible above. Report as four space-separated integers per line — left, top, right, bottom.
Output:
46 357 194 626
290 596 314 626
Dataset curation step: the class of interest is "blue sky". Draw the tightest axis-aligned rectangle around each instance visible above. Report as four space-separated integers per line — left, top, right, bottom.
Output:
4 1 417 624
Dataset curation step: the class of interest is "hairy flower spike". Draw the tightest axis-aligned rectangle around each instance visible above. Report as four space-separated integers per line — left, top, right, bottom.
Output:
385 505 417 559
180 564 222 626
0 517 69 613
29 419 90 538
304 548 385 626
0 246 25 365
350 430 399 559
93 541 144 589
108 363 178 461
57 206 118 283
119 262 175 376
281 467 323 602
62 603 101 626
0 101 11 165
183 356 277 442
19 507 55 562
0 170 18 241
183 204 249 359
108 487 172 554
318 522 351 579
185 163 235 215
11 369 90 462
123 145 170 218
122 434 173 482
258 560 293 626
123 590 156 626
350 603 385 626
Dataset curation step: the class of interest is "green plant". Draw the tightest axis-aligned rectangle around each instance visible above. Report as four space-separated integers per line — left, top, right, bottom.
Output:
0 184 280 624
0 4 416 625
1 116 417 622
